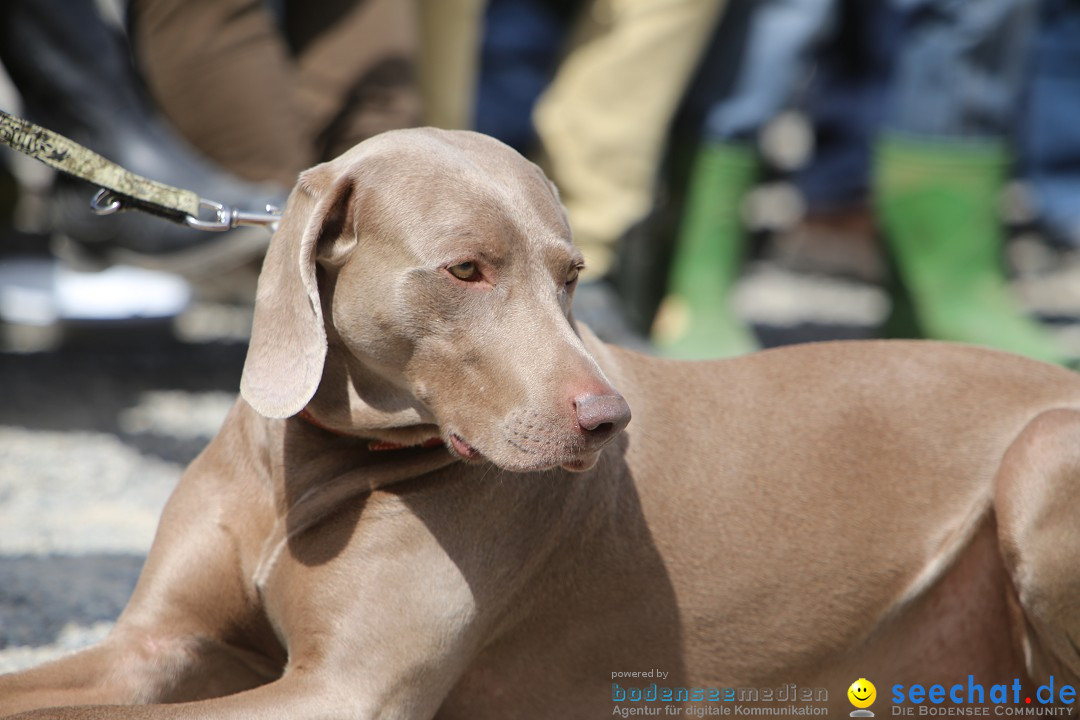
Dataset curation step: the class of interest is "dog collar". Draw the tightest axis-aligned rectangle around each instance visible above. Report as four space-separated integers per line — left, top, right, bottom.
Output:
296 409 444 452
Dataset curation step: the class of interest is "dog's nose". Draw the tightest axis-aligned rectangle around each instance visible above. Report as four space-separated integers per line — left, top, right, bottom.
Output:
574 393 631 440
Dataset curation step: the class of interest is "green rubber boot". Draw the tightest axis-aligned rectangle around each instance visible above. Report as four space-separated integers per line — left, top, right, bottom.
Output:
653 142 759 360
874 135 1068 365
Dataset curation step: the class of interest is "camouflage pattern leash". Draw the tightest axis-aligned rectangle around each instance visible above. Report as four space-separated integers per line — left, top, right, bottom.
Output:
0 109 279 232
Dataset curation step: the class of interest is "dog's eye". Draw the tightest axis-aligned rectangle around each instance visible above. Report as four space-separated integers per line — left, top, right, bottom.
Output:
566 266 581 286
448 262 479 281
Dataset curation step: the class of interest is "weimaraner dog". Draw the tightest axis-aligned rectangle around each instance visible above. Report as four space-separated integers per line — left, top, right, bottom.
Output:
3 128 1080 719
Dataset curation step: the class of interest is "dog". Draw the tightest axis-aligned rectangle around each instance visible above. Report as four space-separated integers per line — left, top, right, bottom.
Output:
3 127 1080 719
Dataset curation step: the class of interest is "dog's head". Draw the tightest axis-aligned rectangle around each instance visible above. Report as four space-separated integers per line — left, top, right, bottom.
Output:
240 128 630 473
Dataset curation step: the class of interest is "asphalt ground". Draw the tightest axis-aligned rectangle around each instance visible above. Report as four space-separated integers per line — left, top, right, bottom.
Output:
0 334 244 672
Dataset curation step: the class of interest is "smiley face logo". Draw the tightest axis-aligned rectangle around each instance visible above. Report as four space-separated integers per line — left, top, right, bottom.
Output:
848 678 877 709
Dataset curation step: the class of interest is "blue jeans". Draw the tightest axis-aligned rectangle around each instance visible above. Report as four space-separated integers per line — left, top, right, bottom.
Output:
473 0 575 153
796 0 901 210
700 0 837 143
695 0 1038 209
887 0 1039 138
1018 0 1080 246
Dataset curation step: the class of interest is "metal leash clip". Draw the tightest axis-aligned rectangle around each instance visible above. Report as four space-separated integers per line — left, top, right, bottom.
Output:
91 189 281 232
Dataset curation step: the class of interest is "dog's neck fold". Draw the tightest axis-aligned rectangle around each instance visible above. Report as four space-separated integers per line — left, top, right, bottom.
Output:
301 341 443 448
296 408 444 451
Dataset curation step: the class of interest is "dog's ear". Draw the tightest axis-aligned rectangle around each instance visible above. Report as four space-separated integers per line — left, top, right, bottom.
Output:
240 165 357 418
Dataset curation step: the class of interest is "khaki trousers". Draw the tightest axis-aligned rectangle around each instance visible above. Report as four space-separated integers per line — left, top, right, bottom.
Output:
534 0 727 278
416 0 487 131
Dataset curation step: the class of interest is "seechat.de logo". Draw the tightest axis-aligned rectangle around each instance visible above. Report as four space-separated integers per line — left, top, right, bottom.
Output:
891 676 1076 716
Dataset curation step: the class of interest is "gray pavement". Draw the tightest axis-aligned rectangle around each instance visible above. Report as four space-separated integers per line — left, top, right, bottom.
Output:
0 337 243 672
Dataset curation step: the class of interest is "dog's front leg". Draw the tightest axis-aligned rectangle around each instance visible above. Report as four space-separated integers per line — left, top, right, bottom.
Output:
0 640 137 716
0 621 284 718
2 603 464 720
2 512 484 720
2 670 356 720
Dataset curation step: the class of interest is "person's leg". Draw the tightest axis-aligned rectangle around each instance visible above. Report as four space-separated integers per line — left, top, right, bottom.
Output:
887 0 1036 138
287 0 423 161
416 0 488 130
1 0 283 266
655 0 837 359
700 0 836 143
532 0 727 281
875 0 1066 364
133 0 423 181
1018 0 1080 248
129 0 308 185
474 0 575 153
796 0 900 212
652 143 759 358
